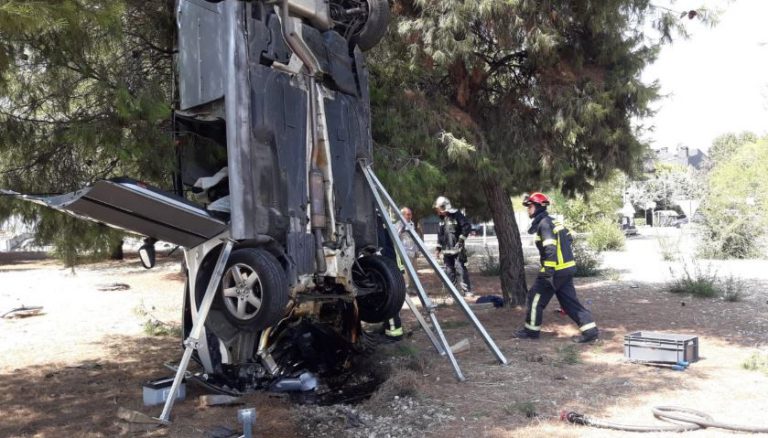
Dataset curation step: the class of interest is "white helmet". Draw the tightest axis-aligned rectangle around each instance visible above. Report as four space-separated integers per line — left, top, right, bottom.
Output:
433 196 453 212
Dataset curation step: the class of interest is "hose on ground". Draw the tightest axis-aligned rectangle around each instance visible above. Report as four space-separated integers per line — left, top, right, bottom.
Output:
562 406 768 433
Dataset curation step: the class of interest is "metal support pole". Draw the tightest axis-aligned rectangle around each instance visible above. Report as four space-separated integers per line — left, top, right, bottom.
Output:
403 294 445 356
364 164 508 366
359 163 465 381
157 239 235 424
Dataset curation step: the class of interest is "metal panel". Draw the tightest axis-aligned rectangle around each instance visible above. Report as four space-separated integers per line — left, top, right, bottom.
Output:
178 0 226 110
12 179 227 248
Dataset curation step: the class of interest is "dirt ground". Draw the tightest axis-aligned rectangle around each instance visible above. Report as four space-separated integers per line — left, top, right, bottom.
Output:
1 228 768 437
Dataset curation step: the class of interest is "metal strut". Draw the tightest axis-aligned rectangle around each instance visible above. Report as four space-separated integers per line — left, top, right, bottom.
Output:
156 238 235 424
360 161 508 381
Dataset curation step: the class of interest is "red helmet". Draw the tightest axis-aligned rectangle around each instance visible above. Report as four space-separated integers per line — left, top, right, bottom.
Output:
522 192 550 207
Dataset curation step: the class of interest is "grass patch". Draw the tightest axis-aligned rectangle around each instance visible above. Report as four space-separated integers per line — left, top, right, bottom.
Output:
603 269 621 282
720 275 744 302
134 301 181 337
556 345 580 365
503 401 538 418
440 320 470 330
669 260 719 298
392 343 420 357
142 319 181 337
742 352 768 374
657 235 680 261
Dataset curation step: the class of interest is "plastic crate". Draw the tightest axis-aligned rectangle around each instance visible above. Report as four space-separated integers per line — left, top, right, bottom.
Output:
624 331 699 363
142 377 186 406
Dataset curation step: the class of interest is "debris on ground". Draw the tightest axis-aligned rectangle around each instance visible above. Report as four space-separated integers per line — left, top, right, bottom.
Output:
96 282 131 291
199 394 244 407
1 305 44 318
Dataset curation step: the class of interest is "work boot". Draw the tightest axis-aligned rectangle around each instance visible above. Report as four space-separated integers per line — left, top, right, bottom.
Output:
572 328 599 344
512 328 540 340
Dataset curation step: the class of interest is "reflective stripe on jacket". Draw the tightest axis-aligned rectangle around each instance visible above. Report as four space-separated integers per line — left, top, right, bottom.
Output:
534 215 576 271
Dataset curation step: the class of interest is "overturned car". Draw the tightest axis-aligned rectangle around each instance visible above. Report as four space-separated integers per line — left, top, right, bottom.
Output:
13 0 405 394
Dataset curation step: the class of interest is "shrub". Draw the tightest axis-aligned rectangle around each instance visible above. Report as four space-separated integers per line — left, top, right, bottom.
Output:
743 351 768 374
479 246 501 276
720 275 744 302
572 238 601 277
657 234 680 261
696 213 760 259
669 259 719 298
587 218 625 251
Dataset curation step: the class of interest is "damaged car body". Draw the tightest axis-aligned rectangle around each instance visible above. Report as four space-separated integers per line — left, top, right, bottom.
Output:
14 0 403 394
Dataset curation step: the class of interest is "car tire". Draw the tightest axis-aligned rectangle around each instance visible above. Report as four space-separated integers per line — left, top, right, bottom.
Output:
353 255 406 323
356 0 390 51
202 247 289 332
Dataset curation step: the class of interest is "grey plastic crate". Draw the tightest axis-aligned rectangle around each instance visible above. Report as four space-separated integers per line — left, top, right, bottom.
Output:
624 331 699 363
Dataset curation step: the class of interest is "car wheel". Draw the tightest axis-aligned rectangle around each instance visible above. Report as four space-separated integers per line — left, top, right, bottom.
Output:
353 255 405 323
356 0 390 51
214 248 289 332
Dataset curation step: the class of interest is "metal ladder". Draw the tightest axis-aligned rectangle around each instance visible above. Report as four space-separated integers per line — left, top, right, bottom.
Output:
359 161 508 381
156 239 235 424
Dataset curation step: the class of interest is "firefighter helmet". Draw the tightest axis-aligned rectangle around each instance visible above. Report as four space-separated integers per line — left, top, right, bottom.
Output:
522 192 550 207
433 196 452 211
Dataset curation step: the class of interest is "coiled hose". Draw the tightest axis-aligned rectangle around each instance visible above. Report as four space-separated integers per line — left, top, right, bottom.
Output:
562 406 768 433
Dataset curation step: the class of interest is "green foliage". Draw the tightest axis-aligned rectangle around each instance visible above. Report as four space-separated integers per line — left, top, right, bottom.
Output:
627 164 705 213
587 218 625 251
0 0 177 263
550 171 625 233
556 345 581 365
669 259 719 298
503 401 538 418
657 234 681 261
572 238 601 277
698 135 768 259
709 132 758 164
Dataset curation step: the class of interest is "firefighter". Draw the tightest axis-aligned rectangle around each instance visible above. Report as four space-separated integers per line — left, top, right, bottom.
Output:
434 196 474 297
377 214 404 341
513 192 599 343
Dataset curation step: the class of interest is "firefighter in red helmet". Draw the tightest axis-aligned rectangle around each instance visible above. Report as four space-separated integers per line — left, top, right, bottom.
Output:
513 192 599 343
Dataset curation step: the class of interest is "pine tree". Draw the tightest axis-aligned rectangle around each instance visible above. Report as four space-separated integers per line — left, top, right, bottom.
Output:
0 0 176 265
371 0 708 305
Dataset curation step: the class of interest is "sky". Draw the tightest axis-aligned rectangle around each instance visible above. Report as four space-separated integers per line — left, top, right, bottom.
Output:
641 0 768 152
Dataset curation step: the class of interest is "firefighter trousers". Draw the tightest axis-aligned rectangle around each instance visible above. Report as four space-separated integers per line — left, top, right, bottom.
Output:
524 272 596 334
444 253 472 293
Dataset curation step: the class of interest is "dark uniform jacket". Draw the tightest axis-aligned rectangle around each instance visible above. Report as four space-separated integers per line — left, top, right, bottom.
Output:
437 210 472 252
528 210 576 273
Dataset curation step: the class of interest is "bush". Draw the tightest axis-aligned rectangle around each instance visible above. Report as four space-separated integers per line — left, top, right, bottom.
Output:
479 246 501 276
720 275 744 302
743 351 768 374
587 219 625 251
696 213 761 259
572 238 601 277
657 235 680 261
669 259 719 298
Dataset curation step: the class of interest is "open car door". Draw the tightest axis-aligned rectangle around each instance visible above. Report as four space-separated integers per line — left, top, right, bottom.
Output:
2 178 226 248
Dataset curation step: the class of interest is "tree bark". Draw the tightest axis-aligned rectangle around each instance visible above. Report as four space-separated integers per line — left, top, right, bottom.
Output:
481 180 528 306
110 239 124 260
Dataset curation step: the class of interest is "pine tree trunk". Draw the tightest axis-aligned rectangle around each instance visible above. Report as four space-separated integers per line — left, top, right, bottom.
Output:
110 239 124 260
481 180 528 306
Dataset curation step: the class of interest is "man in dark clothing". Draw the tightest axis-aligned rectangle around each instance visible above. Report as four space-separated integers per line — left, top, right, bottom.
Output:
513 192 599 343
434 196 474 297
